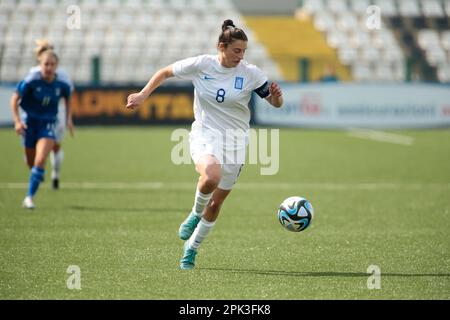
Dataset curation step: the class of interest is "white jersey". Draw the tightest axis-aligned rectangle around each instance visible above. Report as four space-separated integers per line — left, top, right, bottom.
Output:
173 55 268 148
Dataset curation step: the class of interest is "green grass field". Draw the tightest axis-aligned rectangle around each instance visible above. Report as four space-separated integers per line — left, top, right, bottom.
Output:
0 126 449 299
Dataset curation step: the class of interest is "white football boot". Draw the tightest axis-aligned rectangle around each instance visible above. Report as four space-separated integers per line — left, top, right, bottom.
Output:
22 196 35 209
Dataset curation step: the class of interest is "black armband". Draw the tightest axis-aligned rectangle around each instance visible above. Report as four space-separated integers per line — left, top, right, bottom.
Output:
254 81 270 99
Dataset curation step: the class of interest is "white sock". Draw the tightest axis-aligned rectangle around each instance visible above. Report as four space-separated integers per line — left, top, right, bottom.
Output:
50 150 64 179
188 218 215 250
192 188 213 217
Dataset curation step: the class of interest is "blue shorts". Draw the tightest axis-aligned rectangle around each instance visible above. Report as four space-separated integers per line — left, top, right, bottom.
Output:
22 118 56 149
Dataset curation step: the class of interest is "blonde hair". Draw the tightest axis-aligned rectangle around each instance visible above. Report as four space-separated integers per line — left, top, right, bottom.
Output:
34 39 59 64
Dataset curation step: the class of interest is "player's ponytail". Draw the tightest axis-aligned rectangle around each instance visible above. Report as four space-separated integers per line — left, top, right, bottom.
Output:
218 19 248 47
34 39 59 64
34 39 54 59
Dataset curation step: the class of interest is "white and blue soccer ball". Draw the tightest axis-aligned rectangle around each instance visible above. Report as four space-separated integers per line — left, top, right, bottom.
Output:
277 196 314 232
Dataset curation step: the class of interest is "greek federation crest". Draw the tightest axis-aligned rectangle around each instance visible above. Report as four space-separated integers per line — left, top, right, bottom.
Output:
234 77 244 90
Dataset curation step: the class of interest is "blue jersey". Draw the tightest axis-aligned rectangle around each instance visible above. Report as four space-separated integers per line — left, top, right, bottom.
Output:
17 69 72 122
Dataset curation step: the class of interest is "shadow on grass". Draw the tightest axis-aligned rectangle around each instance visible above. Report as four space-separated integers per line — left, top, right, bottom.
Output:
201 267 450 278
68 205 185 213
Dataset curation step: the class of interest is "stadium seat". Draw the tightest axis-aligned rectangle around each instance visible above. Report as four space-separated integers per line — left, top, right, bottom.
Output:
351 30 372 49
374 63 396 81
30 10 52 29
437 63 450 82
0 12 9 30
352 63 372 81
17 0 38 13
360 47 381 63
445 0 450 16
0 0 16 12
314 12 335 32
23 27 46 45
0 63 20 82
82 0 103 12
417 29 441 50
426 47 447 66
422 0 444 17
398 0 421 17
441 31 450 50
45 29 65 47
372 29 398 48
373 0 398 16
39 0 60 10
327 0 348 14
0 0 281 84
326 30 348 49
50 11 69 31
338 47 358 66
381 45 405 64
336 12 359 32
350 0 371 14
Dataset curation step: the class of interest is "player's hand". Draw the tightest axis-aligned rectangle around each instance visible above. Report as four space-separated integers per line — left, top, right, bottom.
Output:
14 121 26 136
67 118 75 137
269 82 282 98
126 92 146 109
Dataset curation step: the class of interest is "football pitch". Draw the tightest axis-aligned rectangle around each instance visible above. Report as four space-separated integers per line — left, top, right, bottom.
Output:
0 126 449 300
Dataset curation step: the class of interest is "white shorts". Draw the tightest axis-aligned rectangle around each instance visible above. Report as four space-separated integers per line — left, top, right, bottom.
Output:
189 130 245 190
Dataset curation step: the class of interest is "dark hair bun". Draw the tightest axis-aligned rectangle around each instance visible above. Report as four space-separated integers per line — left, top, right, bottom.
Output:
222 19 235 31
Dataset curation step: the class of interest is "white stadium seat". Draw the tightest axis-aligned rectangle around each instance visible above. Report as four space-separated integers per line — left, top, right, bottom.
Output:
398 0 421 17
302 0 324 15
338 47 358 66
0 0 280 84
326 30 348 49
327 0 348 14
440 31 450 51
374 0 398 16
422 0 444 17
352 63 372 81
418 29 441 50
437 63 450 82
314 12 335 32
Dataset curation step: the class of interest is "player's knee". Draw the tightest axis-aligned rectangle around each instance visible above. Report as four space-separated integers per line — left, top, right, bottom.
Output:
34 157 46 168
202 170 221 190
203 176 221 190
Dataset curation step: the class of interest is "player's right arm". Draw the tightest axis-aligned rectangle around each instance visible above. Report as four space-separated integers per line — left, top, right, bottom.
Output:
10 92 26 136
126 65 174 109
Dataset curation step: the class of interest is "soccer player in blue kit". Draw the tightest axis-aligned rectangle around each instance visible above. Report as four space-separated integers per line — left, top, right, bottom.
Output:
10 48 73 209
28 40 75 190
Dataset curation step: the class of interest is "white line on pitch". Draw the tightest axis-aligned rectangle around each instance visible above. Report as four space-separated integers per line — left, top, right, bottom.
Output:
347 128 414 146
1 182 449 190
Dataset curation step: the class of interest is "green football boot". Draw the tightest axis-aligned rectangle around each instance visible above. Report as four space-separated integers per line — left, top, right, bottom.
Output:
180 241 197 270
178 211 201 240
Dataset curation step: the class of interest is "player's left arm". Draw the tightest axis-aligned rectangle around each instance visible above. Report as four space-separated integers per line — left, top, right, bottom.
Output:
265 82 283 108
64 94 74 137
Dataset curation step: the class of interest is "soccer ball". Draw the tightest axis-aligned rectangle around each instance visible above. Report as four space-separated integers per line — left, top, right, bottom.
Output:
277 196 314 232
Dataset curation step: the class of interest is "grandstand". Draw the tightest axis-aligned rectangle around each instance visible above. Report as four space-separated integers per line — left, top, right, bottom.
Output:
0 0 450 84
0 0 283 84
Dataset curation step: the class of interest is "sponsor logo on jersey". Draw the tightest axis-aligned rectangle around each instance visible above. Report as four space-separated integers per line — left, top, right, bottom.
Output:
203 74 215 80
234 77 244 90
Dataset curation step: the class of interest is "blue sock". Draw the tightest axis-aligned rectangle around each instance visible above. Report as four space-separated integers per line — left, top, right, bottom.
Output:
27 167 45 197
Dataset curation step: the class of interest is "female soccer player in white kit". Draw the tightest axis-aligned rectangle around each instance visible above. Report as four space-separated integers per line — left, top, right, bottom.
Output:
126 19 283 269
